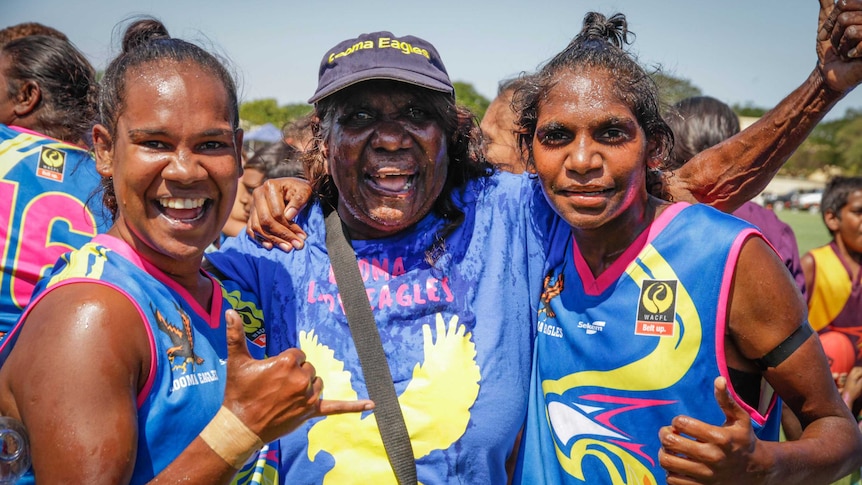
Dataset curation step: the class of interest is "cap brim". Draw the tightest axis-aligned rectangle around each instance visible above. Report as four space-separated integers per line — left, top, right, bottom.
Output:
308 67 454 104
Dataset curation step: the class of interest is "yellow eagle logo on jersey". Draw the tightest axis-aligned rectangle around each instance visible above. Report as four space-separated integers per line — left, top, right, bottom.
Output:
303 313 480 484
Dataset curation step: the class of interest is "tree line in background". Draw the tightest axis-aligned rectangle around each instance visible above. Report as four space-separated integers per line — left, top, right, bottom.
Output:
240 73 861 177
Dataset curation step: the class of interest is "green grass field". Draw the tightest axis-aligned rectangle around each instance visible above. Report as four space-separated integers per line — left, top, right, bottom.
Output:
773 209 831 257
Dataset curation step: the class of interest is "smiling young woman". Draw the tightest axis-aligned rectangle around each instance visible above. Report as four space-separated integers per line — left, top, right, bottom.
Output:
514 12 862 485
0 18 371 485
92 60 242 285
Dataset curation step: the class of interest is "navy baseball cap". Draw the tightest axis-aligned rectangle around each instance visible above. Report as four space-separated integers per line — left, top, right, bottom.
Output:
308 31 454 104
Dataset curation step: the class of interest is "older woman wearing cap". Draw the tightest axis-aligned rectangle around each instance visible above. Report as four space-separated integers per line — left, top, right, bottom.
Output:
208 9 862 483
208 31 551 485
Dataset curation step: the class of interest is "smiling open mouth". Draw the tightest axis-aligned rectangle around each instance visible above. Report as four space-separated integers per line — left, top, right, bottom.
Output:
366 174 416 193
565 187 613 197
156 197 210 222
576 189 612 196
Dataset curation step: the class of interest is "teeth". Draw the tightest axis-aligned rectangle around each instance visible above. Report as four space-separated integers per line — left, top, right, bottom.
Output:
159 198 206 209
373 174 410 180
371 174 413 191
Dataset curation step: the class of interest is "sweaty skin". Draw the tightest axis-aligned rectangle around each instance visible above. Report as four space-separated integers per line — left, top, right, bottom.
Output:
245 0 862 251
0 60 372 485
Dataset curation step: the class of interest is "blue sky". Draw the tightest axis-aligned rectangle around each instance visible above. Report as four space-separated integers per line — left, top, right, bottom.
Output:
6 0 860 120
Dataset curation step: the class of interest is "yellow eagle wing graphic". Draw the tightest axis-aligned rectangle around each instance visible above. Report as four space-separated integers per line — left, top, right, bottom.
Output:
46 242 108 287
544 246 701 484
301 329 358 401
304 313 481 485
558 439 656 485
544 246 701 395
400 314 481 457
0 132 51 178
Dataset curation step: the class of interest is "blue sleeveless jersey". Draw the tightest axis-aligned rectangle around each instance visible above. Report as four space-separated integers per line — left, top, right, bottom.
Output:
515 203 781 485
0 124 109 335
0 234 272 484
208 172 559 485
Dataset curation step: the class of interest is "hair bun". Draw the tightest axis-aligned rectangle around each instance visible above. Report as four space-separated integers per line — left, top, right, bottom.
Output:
121 18 170 53
579 12 630 49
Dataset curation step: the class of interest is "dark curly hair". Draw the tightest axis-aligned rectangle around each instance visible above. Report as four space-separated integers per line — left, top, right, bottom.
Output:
0 22 69 46
97 17 240 220
514 12 673 199
821 176 862 224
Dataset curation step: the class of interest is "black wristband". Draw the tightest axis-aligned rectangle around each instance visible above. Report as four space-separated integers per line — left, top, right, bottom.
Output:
754 323 814 371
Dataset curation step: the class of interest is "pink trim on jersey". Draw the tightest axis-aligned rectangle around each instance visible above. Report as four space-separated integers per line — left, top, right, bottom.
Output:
94 234 222 328
573 202 690 296
1 275 158 409
91 234 225 404
6 125 86 150
714 229 777 425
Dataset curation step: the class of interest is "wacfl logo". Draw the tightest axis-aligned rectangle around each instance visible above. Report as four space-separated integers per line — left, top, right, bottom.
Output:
635 279 677 337
36 146 66 182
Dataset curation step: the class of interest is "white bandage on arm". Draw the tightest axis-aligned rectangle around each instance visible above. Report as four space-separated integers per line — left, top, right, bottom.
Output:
199 406 264 469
